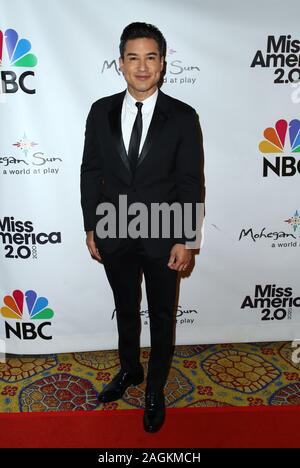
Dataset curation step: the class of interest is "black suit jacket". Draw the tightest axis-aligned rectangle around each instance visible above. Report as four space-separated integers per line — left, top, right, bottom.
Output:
80 88 205 257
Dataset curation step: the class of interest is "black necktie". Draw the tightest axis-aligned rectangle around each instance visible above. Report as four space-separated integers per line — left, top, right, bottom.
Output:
128 101 143 174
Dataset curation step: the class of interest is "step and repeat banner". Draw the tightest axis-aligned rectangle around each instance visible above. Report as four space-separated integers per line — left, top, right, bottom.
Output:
0 0 299 354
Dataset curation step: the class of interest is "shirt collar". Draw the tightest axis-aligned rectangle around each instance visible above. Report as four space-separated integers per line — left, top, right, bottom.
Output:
124 88 158 114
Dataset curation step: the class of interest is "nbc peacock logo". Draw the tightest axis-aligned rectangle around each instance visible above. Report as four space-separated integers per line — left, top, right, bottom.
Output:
1 290 54 340
259 119 300 177
0 28 37 95
0 29 37 67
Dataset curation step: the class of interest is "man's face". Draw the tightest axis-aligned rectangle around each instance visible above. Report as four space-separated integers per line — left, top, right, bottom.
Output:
119 37 164 98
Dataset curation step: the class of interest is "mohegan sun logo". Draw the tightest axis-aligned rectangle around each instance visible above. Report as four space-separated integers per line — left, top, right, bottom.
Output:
285 210 300 232
259 119 300 177
13 134 38 157
238 208 299 249
0 28 37 94
0 135 63 176
1 290 54 340
100 45 200 85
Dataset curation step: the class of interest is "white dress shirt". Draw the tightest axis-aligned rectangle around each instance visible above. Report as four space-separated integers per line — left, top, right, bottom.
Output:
121 88 158 156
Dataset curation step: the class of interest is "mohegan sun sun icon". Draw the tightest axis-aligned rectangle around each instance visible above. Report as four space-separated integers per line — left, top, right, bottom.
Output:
285 210 300 232
259 119 300 153
0 290 54 320
0 28 37 67
13 133 38 157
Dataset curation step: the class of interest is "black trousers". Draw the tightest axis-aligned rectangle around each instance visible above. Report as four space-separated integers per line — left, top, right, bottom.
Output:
101 238 179 392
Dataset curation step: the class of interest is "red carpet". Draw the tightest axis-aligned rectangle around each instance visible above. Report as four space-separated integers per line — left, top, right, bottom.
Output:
1 405 300 448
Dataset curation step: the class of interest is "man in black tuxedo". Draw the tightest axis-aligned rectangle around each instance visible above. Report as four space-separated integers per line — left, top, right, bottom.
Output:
80 22 205 432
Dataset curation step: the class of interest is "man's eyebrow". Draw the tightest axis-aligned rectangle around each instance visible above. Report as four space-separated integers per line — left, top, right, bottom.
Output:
126 52 159 56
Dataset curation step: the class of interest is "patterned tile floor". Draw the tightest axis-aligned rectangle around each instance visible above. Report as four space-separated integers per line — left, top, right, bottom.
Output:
0 341 299 412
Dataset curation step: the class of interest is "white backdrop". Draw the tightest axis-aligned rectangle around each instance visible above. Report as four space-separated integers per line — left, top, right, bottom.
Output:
0 0 299 354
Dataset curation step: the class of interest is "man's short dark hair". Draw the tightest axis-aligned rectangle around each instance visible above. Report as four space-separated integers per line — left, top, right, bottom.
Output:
119 22 167 59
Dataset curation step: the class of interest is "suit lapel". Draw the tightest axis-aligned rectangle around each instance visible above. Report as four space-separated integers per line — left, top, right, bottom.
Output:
108 88 170 177
137 90 170 169
108 90 132 177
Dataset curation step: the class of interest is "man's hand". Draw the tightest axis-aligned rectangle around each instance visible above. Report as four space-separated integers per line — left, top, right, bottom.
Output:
168 243 192 271
86 230 102 262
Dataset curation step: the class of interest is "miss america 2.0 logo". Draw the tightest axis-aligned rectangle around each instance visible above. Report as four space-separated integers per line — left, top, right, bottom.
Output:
241 284 300 322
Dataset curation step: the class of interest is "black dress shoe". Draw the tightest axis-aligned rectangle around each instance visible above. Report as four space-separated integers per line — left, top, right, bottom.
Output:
98 368 144 403
143 391 166 433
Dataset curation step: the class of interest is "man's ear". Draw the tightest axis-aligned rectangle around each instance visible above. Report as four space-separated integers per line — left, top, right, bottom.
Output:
160 56 165 71
119 57 124 73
